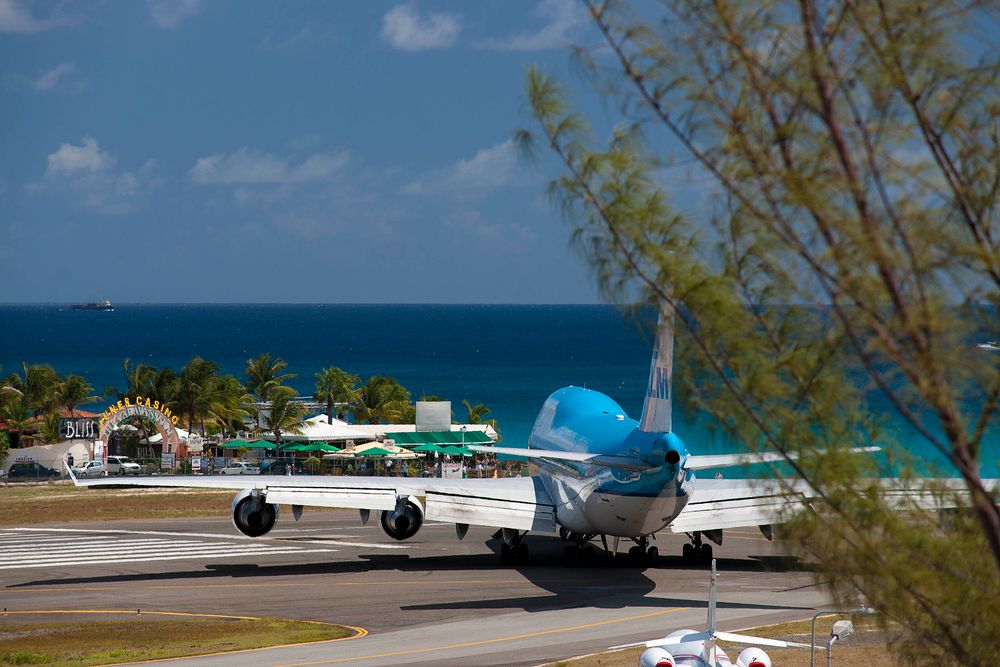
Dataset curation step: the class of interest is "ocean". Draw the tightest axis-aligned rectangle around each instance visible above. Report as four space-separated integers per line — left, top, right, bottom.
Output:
1 304 996 476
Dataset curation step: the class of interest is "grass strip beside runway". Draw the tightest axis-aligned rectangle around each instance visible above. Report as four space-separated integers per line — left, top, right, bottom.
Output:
0 484 232 526
0 615 357 666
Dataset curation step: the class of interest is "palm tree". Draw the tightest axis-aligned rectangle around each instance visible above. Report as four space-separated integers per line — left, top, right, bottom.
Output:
461 399 502 443
313 367 360 423
40 413 62 444
245 353 295 403
352 376 411 424
208 375 254 436
175 358 221 434
462 399 492 424
13 363 62 418
149 367 180 403
104 358 154 401
258 386 306 446
58 375 99 418
0 391 29 448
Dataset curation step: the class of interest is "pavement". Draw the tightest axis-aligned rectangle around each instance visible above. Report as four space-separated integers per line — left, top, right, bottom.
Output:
0 510 831 666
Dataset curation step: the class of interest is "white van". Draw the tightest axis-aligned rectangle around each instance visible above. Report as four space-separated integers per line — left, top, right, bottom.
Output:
107 456 142 475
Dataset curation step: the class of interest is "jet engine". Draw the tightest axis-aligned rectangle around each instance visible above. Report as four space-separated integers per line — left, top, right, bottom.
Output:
379 497 424 540
638 648 675 667
231 489 279 537
736 647 772 667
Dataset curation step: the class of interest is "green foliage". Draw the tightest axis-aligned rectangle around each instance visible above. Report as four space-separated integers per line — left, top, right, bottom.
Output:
40 413 62 444
58 374 98 417
258 386 306 445
245 353 295 403
0 430 9 466
314 367 360 423
175 358 222 433
524 1 1000 663
352 376 412 424
462 399 491 424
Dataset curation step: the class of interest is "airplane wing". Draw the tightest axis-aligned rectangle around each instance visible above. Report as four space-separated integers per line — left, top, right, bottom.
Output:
468 445 650 471
68 470 558 533
668 479 812 533
473 445 879 472
670 477 999 534
682 446 880 471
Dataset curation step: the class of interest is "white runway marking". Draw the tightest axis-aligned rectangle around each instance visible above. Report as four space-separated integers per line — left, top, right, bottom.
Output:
0 529 337 570
282 539 409 549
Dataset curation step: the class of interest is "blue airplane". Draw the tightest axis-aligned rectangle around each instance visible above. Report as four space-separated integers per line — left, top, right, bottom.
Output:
70 306 879 565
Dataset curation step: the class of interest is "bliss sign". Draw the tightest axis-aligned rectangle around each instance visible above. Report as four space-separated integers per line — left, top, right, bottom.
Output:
61 418 99 440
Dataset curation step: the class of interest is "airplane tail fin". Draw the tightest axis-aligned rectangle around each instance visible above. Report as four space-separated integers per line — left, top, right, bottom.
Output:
639 302 674 433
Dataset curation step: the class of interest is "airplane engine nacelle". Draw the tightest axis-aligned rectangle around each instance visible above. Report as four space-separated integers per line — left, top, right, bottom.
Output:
736 647 772 667
638 648 675 667
231 489 279 537
379 498 424 540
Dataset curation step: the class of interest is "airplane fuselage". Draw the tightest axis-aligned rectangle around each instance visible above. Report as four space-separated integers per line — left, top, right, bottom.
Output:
528 386 695 538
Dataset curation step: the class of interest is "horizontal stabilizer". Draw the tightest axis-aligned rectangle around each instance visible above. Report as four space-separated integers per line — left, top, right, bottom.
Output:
609 631 710 650
469 445 651 471
684 446 880 471
714 631 819 649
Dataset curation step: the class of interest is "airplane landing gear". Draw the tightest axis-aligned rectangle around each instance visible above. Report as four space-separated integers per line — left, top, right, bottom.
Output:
561 533 596 565
500 530 529 565
627 536 659 565
683 532 713 565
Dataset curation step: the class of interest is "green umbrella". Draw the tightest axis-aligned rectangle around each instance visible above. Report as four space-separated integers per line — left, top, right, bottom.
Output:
292 442 341 453
442 445 474 456
220 439 252 449
358 446 395 457
412 443 445 453
282 443 309 452
248 439 277 450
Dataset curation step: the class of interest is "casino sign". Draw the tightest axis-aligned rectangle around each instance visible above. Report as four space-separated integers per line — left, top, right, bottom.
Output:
99 396 182 454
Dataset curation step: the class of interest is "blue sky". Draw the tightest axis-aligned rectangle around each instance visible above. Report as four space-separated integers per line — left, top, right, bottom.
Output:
0 0 614 303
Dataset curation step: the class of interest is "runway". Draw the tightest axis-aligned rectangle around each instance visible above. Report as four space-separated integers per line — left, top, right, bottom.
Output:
1 510 830 666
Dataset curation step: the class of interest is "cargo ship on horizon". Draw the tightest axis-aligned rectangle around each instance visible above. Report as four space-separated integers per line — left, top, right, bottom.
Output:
70 299 114 311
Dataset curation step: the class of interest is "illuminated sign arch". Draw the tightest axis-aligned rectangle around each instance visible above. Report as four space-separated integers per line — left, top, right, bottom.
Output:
99 396 181 453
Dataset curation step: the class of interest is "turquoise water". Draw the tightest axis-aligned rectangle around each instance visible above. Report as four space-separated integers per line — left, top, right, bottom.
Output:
0 304 996 476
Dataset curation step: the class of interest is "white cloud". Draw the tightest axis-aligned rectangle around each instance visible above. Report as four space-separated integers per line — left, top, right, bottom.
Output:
46 137 114 176
403 140 518 198
484 0 586 51
37 138 157 214
189 148 350 185
381 4 460 52
443 209 536 248
146 0 203 29
0 0 75 33
32 63 78 92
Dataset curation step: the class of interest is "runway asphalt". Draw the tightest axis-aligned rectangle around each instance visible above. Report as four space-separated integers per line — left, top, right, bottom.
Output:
1 509 831 666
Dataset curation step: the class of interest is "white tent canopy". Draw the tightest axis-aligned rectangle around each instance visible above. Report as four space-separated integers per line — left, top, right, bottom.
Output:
345 422 497 440
292 415 378 443
323 441 418 459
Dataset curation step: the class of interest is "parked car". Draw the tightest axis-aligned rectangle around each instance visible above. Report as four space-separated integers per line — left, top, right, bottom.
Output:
71 460 106 478
106 455 142 476
219 462 260 475
7 462 61 480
